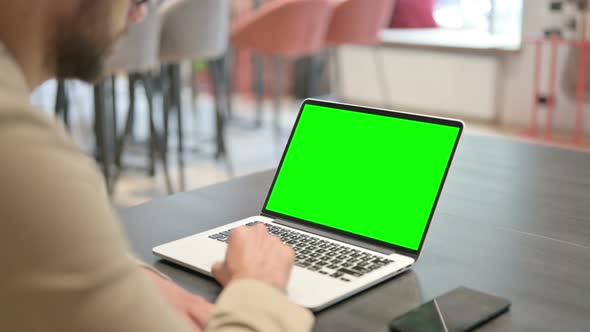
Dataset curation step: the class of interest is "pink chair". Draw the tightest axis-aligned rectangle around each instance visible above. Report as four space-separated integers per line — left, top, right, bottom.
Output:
326 0 395 46
325 0 396 107
390 0 437 29
231 0 335 130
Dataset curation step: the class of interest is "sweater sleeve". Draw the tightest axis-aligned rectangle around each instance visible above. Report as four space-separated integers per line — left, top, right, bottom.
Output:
207 280 315 332
0 106 194 332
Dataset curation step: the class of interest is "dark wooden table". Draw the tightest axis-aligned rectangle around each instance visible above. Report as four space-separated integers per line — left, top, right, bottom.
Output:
120 134 590 331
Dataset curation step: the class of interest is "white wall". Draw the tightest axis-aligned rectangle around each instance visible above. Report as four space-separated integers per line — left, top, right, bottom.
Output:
340 0 590 136
500 0 590 134
338 45 500 121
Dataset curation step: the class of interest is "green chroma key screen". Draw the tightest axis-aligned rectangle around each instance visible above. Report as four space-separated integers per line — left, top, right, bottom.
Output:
264 103 461 251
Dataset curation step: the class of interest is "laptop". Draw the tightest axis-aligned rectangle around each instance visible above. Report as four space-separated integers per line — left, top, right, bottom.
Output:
153 99 464 311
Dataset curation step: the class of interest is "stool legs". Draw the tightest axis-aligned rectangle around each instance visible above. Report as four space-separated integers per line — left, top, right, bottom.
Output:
191 64 200 134
308 55 322 98
110 76 118 135
114 75 137 173
272 56 283 134
146 77 157 178
55 79 70 128
207 58 233 175
113 73 174 195
168 64 186 192
223 51 234 120
253 54 264 128
161 65 170 158
93 83 113 193
142 73 174 194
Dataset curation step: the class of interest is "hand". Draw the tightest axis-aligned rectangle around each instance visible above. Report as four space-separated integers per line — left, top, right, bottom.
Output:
212 224 296 291
143 268 213 331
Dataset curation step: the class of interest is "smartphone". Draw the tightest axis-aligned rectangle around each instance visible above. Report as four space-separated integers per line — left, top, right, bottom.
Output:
389 287 511 332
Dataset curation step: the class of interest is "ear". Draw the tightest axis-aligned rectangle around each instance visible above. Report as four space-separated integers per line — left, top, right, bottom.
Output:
128 2 147 23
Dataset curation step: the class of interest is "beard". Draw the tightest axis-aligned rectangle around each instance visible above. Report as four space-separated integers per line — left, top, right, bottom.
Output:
55 34 109 82
54 1 120 82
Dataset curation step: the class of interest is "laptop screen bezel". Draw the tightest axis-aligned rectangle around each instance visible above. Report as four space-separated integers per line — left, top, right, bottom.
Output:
260 99 464 257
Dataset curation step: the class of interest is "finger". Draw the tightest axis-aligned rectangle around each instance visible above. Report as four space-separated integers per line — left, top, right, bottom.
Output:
228 226 246 244
278 243 295 272
211 262 228 285
269 236 290 264
281 245 295 282
260 230 280 253
283 243 296 263
255 223 269 235
270 233 284 249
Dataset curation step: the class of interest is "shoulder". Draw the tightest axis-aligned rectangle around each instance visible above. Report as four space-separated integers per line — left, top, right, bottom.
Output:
0 98 102 191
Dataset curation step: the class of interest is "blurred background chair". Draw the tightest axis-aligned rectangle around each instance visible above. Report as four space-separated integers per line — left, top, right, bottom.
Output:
53 77 120 193
159 0 232 192
105 0 173 194
231 0 335 131
54 80 70 128
326 0 396 107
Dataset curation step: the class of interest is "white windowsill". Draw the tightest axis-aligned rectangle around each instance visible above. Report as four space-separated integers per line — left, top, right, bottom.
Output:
380 28 521 53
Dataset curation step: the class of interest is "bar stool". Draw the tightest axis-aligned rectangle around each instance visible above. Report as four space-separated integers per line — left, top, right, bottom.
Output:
51 2 168 194
159 0 232 192
105 0 173 194
326 0 396 107
54 80 70 128
52 80 118 192
231 0 335 131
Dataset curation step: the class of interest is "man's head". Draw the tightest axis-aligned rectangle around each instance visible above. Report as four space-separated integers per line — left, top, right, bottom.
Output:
54 0 145 82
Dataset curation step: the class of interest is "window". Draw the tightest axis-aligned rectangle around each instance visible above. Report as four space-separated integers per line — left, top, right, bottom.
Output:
434 0 523 38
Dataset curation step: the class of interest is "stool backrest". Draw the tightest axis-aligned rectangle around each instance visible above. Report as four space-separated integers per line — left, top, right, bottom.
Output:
107 0 161 74
159 0 230 63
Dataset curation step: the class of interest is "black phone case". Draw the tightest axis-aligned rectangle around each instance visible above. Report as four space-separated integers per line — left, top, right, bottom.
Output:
389 287 511 332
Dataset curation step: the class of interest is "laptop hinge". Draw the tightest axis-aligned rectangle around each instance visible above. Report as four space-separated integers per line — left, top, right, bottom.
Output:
270 217 398 256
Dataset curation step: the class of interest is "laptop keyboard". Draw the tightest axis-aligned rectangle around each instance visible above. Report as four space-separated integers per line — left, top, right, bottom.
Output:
208 221 394 282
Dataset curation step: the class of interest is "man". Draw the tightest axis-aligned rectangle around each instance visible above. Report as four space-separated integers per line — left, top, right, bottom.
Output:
0 1 313 331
